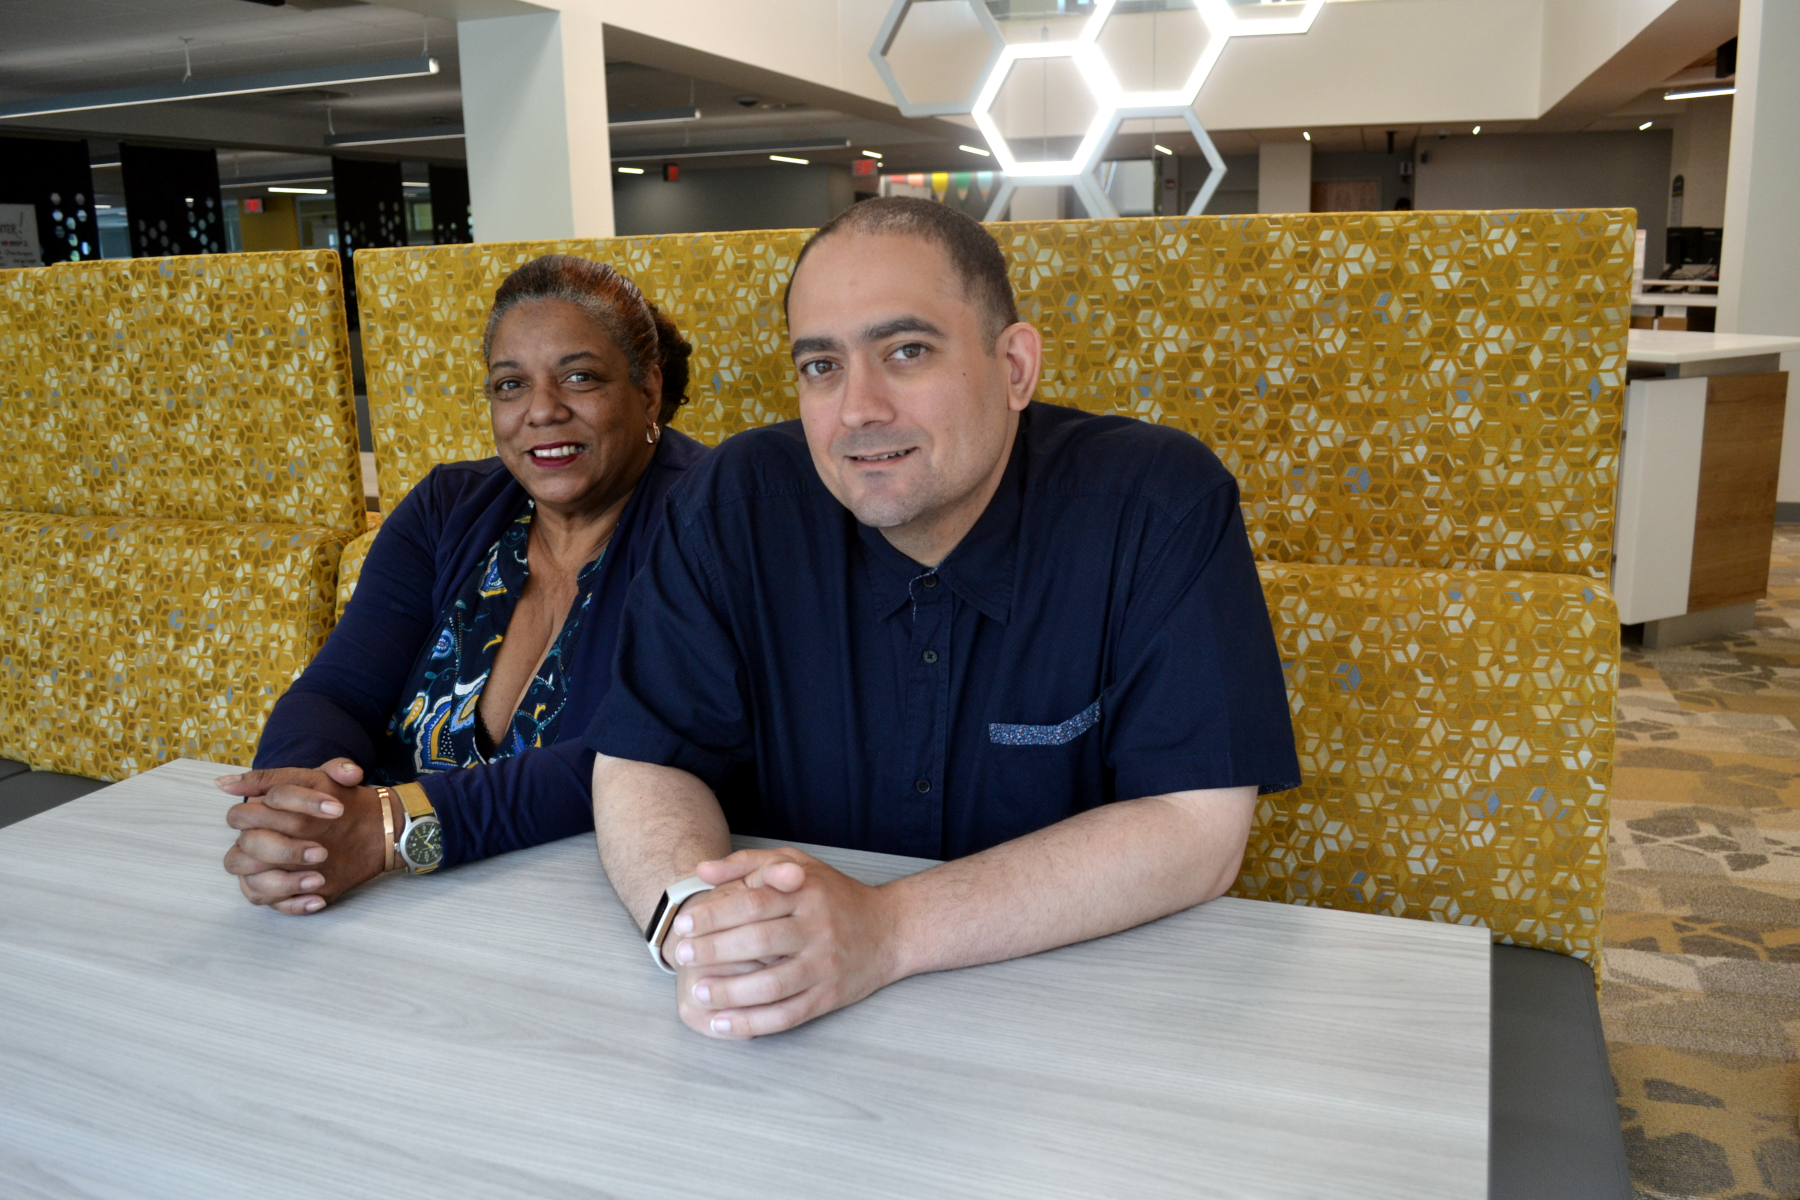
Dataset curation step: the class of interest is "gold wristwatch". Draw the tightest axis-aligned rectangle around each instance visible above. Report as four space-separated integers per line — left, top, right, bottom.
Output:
377 782 443 874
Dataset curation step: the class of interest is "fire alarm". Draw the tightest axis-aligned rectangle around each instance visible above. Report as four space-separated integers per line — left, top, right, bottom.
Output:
244 198 264 213
662 163 679 182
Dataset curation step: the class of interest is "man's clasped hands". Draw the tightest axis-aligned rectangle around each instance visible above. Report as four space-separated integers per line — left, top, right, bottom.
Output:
666 848 901 1040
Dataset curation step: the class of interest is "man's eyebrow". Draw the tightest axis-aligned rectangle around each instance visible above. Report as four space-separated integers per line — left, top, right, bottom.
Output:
864 316 945 342
791 334 843 358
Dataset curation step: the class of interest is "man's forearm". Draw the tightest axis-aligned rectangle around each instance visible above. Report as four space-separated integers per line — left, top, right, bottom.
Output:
882 787 1257 981
591 754 732 931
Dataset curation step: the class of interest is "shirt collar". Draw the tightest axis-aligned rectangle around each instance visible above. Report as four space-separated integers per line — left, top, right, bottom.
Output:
856 412 1026 625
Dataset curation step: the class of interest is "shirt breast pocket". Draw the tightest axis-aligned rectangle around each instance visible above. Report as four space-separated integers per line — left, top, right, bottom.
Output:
988 698 1101 747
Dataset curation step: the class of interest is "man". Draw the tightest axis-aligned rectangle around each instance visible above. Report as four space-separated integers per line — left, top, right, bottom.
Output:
587 197 1299 1040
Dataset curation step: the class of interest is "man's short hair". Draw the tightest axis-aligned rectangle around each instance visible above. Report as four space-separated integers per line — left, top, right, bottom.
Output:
784 197 1021 345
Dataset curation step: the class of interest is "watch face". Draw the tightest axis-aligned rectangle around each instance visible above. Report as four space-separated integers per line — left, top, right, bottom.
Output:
404 817 444 867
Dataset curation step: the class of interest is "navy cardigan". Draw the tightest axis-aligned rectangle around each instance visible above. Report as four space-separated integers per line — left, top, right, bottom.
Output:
254 429 707 867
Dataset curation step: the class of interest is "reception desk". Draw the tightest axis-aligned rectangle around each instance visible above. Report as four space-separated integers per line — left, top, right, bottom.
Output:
1614 330 1800 645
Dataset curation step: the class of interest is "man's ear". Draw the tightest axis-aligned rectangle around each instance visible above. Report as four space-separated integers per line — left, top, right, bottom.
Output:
997 322 1042 413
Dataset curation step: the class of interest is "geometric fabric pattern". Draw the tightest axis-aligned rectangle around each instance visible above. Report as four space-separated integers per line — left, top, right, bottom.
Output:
355 209 1632 579
0 251 365 535
1244 561 1616 966
0 512 344 781
336 526 377 620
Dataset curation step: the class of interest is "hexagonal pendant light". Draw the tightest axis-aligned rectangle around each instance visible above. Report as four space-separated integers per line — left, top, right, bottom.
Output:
870 0 1326 219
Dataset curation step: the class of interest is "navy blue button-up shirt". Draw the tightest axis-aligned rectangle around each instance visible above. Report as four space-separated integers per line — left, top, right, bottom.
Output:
586 402 1299 861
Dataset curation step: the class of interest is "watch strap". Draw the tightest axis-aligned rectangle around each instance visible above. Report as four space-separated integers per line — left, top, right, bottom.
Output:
648 875 715 974
393 780 434 819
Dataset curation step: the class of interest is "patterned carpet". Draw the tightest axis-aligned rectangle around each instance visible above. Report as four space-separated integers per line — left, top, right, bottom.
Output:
1610 530 1800 1200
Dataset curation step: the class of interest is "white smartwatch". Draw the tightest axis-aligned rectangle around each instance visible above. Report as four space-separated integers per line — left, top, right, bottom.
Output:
646 875 715 973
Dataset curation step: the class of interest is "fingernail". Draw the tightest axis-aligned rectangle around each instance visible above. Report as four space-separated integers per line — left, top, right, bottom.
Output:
711 1016 731 1035
215 773 243 785
321 801 344 817
302 875 324 890
673 914 692 935
676 941 694 965
303 898 324 913
303 847 327 863
694 983 710 1004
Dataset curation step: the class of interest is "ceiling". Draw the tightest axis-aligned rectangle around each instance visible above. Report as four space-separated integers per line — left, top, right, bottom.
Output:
0 0 1742 190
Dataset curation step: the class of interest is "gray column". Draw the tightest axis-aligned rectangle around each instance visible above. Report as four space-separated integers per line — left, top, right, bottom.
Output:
1258 141 1311 213
457 8 614 241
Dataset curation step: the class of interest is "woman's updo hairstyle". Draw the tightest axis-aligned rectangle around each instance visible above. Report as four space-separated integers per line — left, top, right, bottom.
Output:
483 254 692 425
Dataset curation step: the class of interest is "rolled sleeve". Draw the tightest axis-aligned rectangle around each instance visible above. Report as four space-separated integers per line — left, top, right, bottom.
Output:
1104 478 1301 802
583 499 752 790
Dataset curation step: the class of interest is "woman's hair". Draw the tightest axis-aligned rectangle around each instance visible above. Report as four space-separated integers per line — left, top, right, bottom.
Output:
483 254 692 425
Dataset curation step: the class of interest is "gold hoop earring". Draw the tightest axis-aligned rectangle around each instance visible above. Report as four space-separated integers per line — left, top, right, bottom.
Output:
646 421 659 445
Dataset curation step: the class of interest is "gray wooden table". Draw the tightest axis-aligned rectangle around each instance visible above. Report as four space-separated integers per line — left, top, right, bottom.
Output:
0 759 1489 1199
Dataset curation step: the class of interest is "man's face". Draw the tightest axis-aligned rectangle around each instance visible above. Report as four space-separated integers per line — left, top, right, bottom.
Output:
787 232 1034 550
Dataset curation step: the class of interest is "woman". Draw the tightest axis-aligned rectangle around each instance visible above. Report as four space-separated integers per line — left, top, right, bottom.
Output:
220 254 705 914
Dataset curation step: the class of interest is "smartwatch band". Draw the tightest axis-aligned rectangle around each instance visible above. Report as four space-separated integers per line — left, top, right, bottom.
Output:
647 875 716 974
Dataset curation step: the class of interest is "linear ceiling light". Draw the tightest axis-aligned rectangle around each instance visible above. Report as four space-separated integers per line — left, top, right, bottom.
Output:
324 124 462 148
268 186 328 195
613 137 850 163
1302 131 1311 141
959 144 991 157
610 107 700 126
1153 144 1173 155
0 56 439 120
770 154 809 164
1638 120 1654 131
403 180 428 188
616 166 646 174
1472 125 1482 134
1665 85 1735 100
862 149 884 159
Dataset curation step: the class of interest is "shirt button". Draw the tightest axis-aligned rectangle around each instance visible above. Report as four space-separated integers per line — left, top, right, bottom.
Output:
922 649 938 664
915 778 932 793
921 575 939 588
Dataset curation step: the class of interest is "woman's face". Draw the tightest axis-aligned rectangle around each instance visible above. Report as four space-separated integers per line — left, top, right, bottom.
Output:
485 298 662 520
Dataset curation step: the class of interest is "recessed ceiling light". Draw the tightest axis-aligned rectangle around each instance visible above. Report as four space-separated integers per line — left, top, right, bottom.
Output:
1638 120 1653 131
616 166 645 174
1665 86 1735 100
1472 125 1481 134
268 186 327 195
959 144 991 157
862 149 883 159
1302 131 1311 141
770 154 809 164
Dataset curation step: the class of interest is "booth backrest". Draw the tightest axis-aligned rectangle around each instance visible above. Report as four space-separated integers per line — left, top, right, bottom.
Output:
357 210 1632 577
0 251 363 779
0 252 364 534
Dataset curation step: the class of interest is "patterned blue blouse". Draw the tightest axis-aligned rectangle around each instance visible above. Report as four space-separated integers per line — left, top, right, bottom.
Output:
388 504 604 774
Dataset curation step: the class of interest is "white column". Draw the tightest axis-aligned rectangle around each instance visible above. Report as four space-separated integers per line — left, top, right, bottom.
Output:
1718 0 1799 337
457 8 614 241
1258 142 1311 214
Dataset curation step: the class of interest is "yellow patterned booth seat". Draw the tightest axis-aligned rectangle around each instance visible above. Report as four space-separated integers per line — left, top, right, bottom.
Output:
348 212 1627 961
0 251 363 779
355 210 1630 578
1249 561 1614 966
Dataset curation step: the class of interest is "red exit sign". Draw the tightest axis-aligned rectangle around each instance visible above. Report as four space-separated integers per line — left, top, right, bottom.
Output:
852 158 877 177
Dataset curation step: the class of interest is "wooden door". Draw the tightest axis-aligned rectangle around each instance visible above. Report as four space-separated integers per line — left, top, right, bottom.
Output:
1311 180 1381 212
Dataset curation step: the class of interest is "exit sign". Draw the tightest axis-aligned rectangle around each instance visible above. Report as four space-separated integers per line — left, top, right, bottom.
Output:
852 158 877 177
